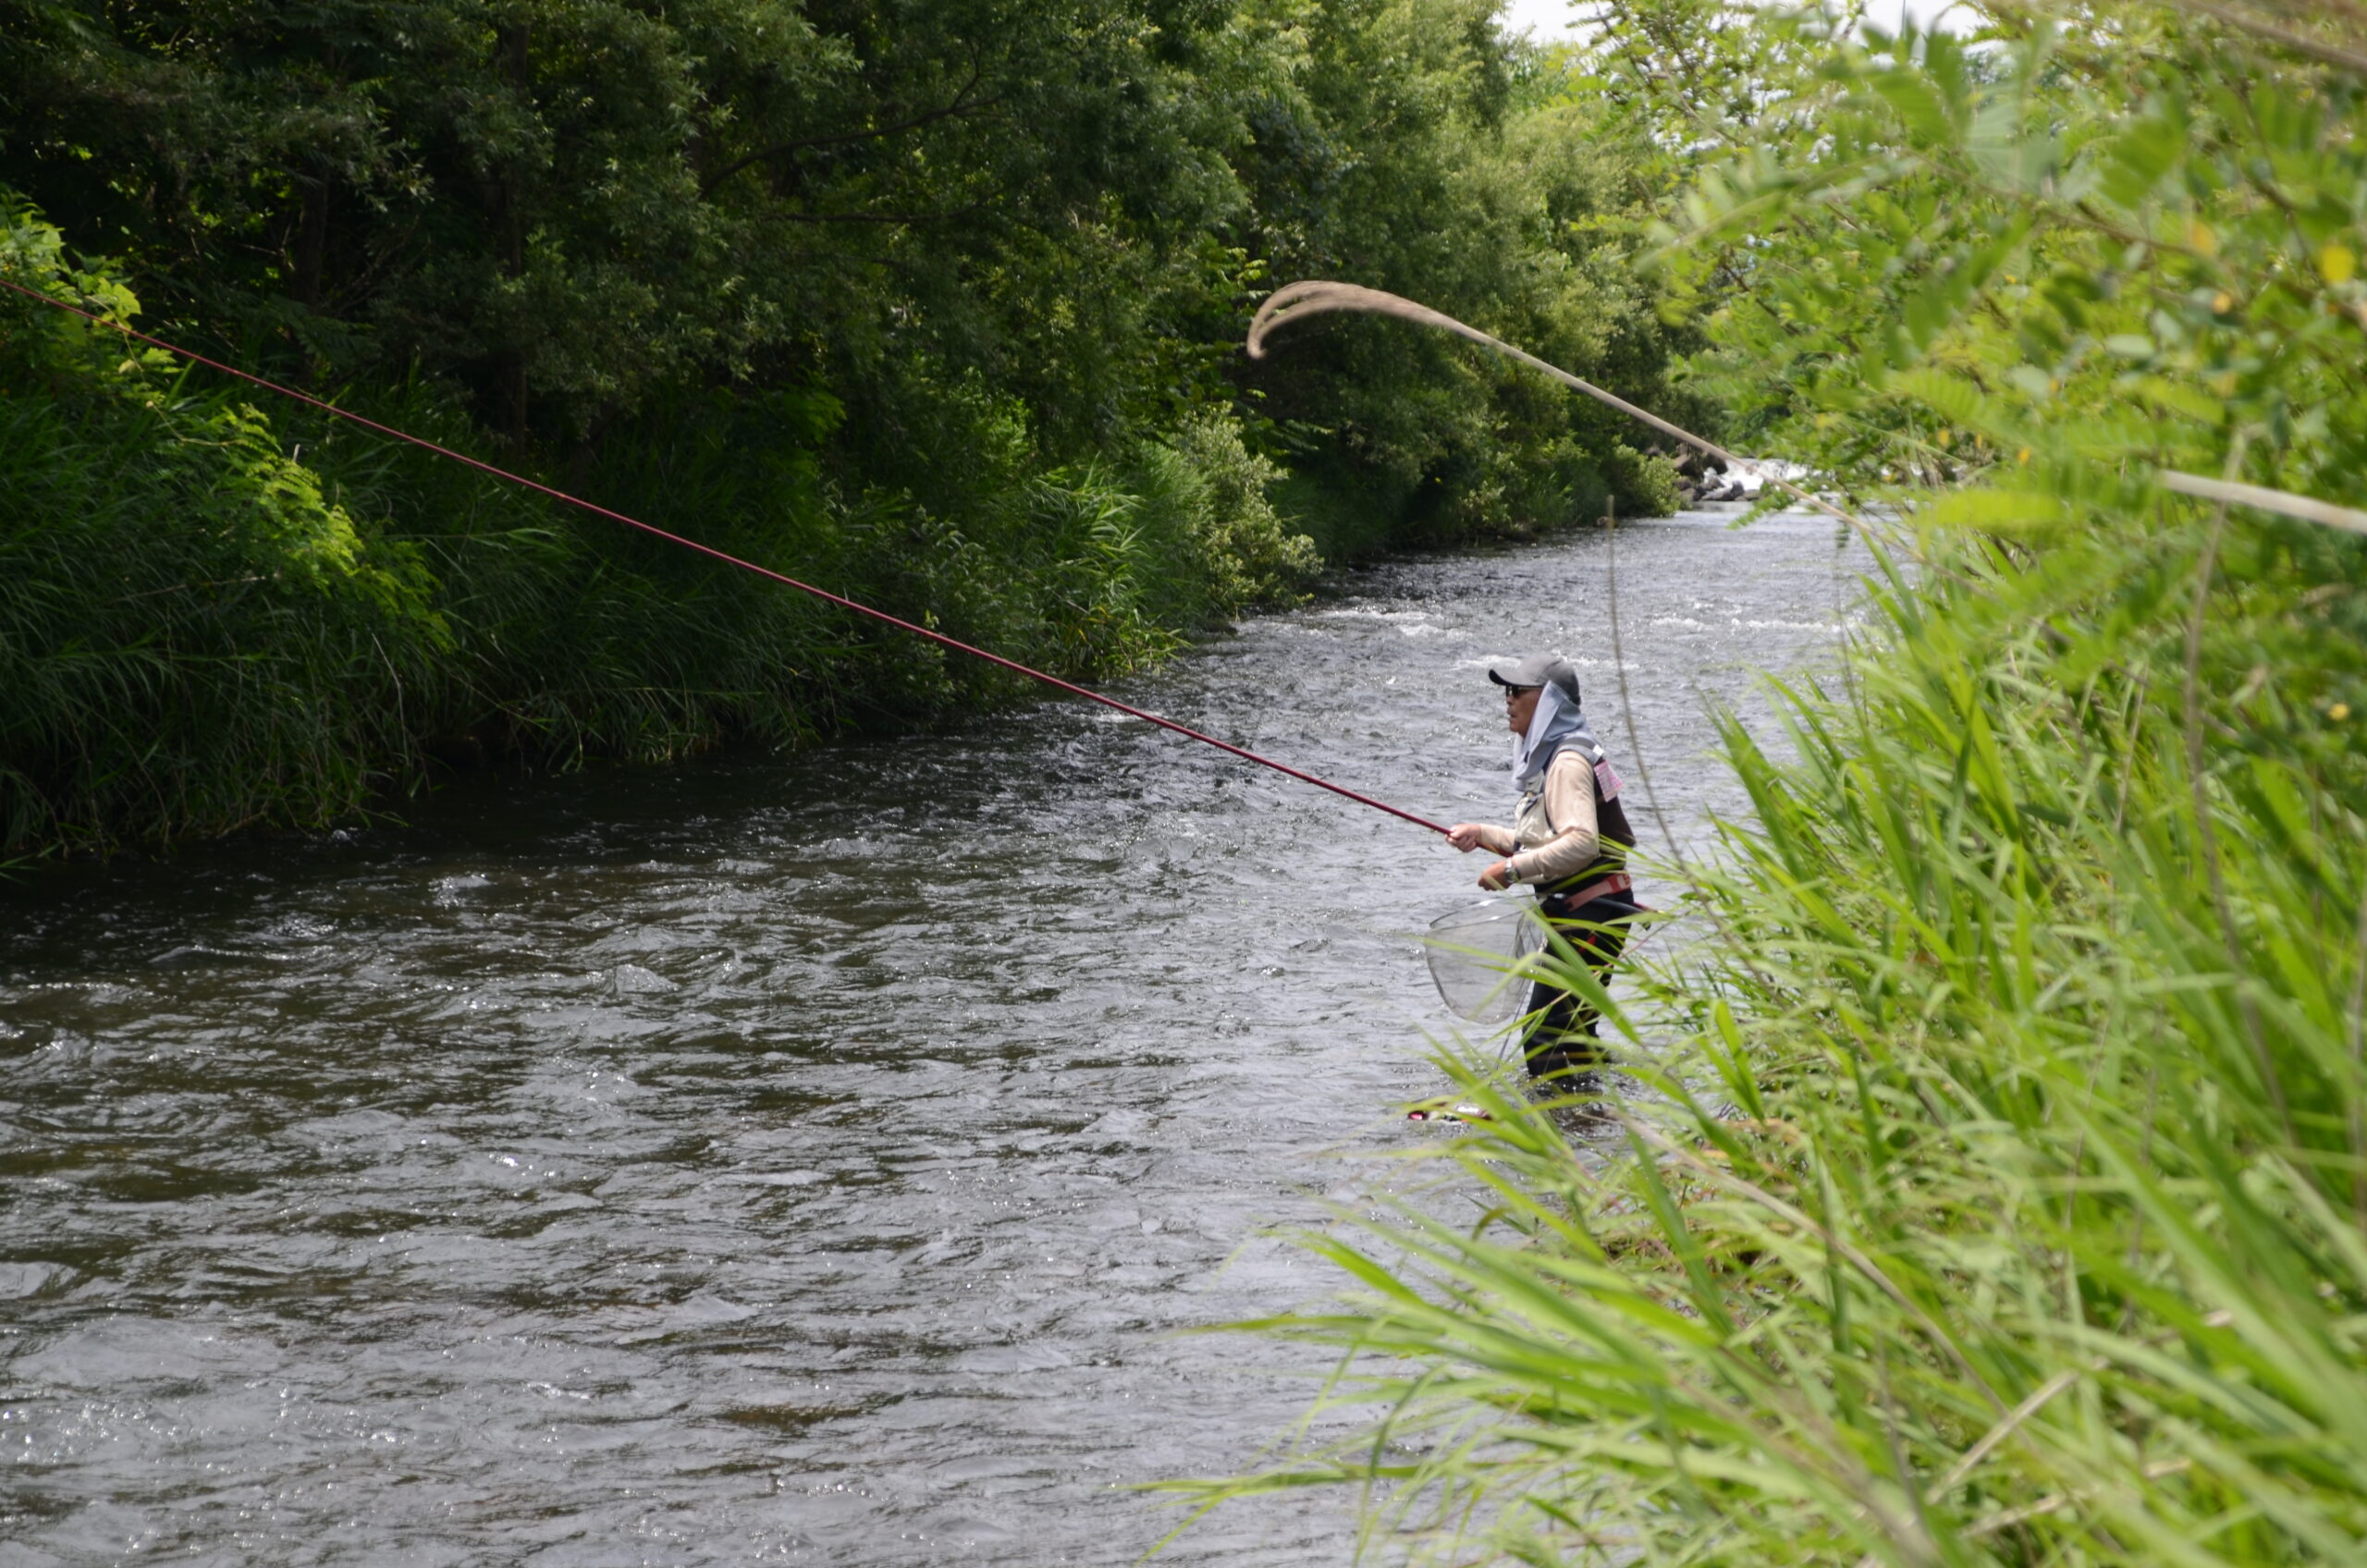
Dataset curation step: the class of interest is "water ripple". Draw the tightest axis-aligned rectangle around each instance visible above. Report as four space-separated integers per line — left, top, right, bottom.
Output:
0 513 1865 1562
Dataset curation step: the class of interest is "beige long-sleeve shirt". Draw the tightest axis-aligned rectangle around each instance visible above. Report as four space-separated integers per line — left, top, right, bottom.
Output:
1475 750 1602 886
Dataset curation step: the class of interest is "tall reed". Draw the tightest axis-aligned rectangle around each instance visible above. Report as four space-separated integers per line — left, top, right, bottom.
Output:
1179 499 2365 1564
1180 6 2367 1559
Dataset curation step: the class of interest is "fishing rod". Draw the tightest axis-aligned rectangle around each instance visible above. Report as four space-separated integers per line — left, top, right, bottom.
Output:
0 272 1453 835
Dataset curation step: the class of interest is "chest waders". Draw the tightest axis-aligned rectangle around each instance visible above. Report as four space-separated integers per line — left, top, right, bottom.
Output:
1520 760 1643 1084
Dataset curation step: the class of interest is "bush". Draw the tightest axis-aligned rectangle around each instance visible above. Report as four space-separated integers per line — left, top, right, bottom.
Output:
1601 440 1681 519
0 191 1326 857
1144 413 1319 616
0 195 444 853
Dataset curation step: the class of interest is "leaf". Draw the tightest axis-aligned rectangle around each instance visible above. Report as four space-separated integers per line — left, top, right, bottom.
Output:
2098 116 2183 211
1915 485 2073 533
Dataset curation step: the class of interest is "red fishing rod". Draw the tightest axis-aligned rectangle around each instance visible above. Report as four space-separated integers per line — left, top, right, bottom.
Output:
0 274 1452 837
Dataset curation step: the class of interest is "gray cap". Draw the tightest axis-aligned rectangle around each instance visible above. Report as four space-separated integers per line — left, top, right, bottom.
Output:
1488 653 1580 705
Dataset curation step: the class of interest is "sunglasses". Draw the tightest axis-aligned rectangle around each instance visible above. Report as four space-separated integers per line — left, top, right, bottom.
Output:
1501 684 1539 701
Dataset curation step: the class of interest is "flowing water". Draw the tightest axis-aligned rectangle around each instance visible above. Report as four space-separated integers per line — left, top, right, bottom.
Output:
0 509 1866 1566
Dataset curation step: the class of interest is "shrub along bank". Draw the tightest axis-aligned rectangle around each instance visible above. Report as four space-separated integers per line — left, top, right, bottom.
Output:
0 0 1702 860
1190 5 2367 1564
0 202 1319 854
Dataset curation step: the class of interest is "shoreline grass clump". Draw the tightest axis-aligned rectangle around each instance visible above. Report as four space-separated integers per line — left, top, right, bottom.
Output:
1182 5 2367 1562
1185 503 2365 1563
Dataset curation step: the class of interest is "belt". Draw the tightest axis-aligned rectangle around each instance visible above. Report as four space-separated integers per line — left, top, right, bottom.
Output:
1542 873 1631 910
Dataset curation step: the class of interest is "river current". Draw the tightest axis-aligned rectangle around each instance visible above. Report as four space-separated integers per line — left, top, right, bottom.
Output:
1 509 1865 1565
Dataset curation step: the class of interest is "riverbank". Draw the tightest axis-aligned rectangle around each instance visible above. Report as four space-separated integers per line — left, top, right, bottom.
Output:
0 195 1684 865
0 207 1298 861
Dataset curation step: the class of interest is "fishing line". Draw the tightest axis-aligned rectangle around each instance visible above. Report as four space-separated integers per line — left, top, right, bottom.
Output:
0 273 1452 837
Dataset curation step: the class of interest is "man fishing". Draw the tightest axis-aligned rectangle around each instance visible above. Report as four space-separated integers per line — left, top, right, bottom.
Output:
1445 654 1642 1082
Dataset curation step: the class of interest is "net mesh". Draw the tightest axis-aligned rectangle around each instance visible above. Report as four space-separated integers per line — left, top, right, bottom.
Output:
1424 894 1542 1023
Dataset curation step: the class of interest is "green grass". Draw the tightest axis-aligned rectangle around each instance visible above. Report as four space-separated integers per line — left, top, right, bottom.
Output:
1172 499 2367 1564
1173 10 2367 1559
0 368 437 855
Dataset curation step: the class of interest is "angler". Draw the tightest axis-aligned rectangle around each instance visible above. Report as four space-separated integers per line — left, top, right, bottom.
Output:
1446 654 1643 1083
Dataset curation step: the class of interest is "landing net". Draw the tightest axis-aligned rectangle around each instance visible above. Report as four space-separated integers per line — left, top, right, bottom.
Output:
1423 893 1542 1023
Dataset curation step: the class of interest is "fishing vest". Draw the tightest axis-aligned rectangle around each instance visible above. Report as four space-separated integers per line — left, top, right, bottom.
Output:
1513 751 1636 900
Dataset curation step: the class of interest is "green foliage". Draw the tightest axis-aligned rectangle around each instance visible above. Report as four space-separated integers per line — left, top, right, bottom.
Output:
1142 412 1322 613
1648 0 2367 523
0 0 1694 526
0 184 1330 855
0 0 1709 856
0 193 445 852
1186 4 2367 1562
1235 0 1711 534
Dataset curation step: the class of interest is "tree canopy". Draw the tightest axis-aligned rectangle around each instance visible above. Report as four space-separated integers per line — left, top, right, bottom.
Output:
0 0 1697 520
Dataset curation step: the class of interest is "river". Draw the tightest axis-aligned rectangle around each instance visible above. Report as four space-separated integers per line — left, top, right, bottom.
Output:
0 508 1866 1565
